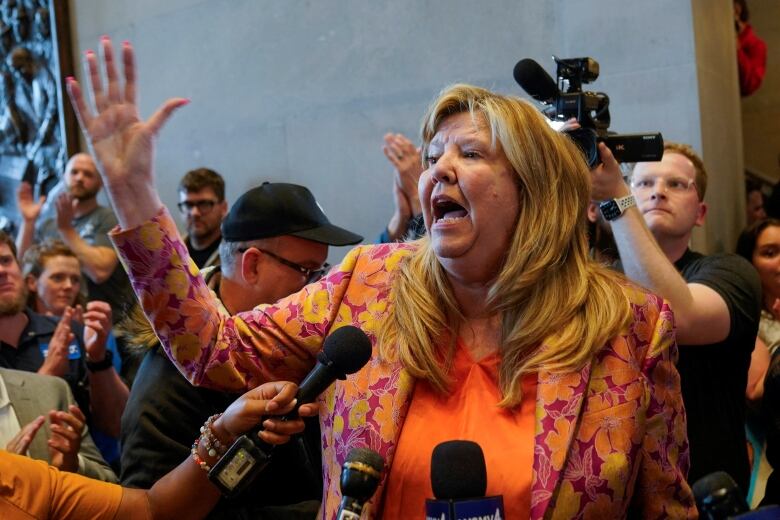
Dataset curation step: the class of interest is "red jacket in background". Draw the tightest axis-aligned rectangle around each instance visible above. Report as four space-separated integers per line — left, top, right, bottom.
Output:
738 23 767 97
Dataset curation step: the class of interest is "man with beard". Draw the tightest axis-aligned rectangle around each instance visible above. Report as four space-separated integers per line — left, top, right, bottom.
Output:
177 168 227 269
16 153 133 318
0 264 116 479
0 230 127 473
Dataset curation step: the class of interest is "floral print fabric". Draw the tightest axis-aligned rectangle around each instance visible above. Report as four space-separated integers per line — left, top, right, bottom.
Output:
112 208 695 519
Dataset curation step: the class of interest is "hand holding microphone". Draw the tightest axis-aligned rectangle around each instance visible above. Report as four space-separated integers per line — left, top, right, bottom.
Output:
210 381 318 447
208 325 373 497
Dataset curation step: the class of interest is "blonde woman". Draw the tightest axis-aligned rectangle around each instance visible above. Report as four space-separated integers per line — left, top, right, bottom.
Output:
68 38 695 518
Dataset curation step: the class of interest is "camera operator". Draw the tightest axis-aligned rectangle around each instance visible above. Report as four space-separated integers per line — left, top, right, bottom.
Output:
591 141 761 494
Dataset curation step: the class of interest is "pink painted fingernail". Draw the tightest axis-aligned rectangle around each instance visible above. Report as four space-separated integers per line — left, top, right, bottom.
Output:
65 76 74 82
122 40 130 46
85 49 94 55
101 34 110 41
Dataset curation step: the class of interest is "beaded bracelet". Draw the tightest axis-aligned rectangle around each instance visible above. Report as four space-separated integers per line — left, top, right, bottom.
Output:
191 437 212 472
200 413 227 458
191 413 228 472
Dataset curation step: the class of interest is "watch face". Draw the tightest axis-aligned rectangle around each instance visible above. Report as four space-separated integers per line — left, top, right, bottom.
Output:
599 200 620 221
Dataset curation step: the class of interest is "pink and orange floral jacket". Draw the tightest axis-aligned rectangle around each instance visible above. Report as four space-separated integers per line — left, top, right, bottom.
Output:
113 209 696 519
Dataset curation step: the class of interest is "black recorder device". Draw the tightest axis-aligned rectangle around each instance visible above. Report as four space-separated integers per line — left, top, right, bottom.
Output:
209 429 271 497
514 56 663 167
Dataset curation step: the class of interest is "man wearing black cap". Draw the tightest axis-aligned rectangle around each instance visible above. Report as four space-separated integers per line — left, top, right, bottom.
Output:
217 182 362 308
119 182 362 519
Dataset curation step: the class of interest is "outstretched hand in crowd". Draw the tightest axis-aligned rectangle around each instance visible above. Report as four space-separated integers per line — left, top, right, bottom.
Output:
16 182 46 224
66 37 188 230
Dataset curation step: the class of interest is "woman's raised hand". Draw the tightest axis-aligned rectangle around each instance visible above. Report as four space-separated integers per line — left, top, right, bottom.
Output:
66 37 188 229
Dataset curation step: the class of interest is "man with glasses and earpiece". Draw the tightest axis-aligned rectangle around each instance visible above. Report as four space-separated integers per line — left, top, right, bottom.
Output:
120 181 362 517
177 168 228 269
591 141 761 496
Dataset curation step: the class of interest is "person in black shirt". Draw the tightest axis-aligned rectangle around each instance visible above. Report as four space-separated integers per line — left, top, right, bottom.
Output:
177 168 227 269
590 141 761 494
761 352 780 505
119 182 362 518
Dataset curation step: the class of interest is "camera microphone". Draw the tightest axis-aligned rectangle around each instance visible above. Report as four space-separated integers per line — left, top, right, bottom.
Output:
425 440 505 520
513 58 559 103
208 325 373 497
337 448 385 519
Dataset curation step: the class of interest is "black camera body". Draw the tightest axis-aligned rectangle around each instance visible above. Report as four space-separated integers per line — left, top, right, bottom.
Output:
515 56 663 167
549 57 605 130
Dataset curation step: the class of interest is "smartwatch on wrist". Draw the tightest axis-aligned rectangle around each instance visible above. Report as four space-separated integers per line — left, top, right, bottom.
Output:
599 194 636 221
86 350 113 372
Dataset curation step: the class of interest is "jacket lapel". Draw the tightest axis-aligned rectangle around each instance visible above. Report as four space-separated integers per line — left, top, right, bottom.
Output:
531 360 593 519
3 373 50 461
320 354 414 519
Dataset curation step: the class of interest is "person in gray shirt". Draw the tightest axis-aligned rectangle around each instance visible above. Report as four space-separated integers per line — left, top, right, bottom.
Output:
16 153 134 320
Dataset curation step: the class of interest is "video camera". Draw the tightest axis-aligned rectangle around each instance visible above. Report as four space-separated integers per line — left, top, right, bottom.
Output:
513 56 663 167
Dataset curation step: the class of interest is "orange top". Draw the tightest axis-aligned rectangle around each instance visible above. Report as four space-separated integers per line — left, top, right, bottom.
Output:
382 340 537 519
0 451 122 519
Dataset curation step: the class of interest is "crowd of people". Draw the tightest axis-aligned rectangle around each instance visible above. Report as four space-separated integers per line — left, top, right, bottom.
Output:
0 27 776 520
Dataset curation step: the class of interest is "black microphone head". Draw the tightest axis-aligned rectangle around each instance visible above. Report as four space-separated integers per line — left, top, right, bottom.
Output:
513 58 559 103
322 325 372 376
692 471 749 518
346 447 385 473
430 440 487 500
340 448 385 503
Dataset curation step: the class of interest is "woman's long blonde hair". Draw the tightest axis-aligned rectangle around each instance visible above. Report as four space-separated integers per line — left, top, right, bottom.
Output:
378 84 632 406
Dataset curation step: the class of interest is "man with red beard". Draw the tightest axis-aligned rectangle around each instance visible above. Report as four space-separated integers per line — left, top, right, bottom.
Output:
15 153 133 319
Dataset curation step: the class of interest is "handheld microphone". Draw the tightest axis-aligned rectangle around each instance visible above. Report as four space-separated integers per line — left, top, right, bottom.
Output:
337 447 385 519
513 58 559 103
693 471 780 519
294 325 373 407
209 325 373 497
425 440 505 520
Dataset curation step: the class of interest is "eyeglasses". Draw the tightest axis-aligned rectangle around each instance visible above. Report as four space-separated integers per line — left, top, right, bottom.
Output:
238 247 329 283
630 176 697 195
177 199 219 213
